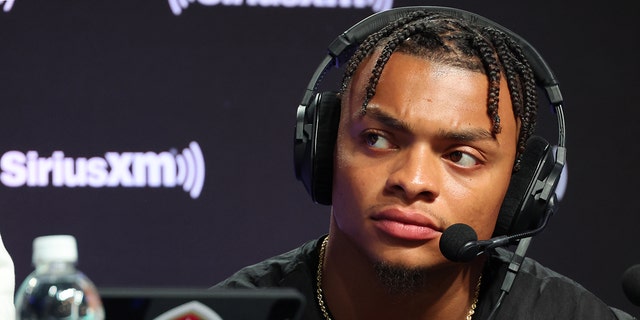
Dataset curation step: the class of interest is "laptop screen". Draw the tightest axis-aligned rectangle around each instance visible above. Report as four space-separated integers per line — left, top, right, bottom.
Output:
99 287 305 320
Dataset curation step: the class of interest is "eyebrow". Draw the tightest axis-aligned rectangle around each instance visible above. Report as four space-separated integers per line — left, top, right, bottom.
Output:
361 106 496 143
361 107 412 132
436 128 495 143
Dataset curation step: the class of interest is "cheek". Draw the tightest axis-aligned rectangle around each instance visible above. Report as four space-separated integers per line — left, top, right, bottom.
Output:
333 122 370 197
331 161 367 234
332 137 358 209
332 153 368 207
331 133 382 224
470 175 512 238
450 171 511 239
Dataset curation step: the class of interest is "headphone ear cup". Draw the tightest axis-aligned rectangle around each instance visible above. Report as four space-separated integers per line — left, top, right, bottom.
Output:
293 92 341 205
494 135 555 236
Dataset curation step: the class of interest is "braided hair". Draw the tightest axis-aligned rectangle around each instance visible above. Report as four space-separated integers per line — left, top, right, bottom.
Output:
339 10 538 170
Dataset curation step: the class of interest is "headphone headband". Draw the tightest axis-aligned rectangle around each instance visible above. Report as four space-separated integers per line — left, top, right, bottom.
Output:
302 6 564 107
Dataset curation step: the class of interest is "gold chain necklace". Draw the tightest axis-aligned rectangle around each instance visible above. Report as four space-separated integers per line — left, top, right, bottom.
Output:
315 237 481 320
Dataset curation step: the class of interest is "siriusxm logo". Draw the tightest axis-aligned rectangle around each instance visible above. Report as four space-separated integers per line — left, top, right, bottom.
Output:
0 141 205 199
169 0 393 16
1 0 14 12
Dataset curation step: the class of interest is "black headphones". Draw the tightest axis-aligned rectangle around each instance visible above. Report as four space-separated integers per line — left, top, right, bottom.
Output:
293 6 567 238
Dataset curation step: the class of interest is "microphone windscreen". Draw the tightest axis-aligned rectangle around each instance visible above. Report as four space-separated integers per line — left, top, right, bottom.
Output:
440 223 478 262
622 264 640 306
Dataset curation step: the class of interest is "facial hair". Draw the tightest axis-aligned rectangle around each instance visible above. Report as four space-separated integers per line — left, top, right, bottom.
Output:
374 261 429 295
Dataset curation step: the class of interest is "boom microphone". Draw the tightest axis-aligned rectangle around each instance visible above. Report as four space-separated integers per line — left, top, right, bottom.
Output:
439 206 554 262
439 224 510 262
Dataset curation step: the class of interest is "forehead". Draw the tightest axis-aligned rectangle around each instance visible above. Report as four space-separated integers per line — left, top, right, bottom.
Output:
345 50 487 109
342 51 517 135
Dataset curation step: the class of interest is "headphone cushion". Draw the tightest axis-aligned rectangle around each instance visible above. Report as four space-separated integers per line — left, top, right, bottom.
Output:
310 92 341 205
494 135 551 236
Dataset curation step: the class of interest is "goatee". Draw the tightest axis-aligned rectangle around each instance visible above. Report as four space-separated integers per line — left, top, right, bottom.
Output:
374 261 429 295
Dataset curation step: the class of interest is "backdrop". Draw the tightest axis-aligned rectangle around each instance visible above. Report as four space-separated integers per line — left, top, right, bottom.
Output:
1 0 639 315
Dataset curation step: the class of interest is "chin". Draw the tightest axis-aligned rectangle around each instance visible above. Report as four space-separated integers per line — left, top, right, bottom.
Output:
372 260 431 295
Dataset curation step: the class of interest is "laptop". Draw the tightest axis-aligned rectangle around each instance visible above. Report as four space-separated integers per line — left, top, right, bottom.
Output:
98 287 306 320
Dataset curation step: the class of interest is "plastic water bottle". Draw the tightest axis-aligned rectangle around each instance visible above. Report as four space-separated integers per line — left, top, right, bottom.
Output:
14 235 105 320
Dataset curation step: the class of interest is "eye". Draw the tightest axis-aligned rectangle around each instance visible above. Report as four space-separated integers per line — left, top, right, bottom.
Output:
447 151 479 168
364 132 395 150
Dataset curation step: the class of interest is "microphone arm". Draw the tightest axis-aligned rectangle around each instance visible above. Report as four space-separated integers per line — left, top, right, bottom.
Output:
497 196 555 248
450 196 556 262
450 198 557 318
481 201 554 253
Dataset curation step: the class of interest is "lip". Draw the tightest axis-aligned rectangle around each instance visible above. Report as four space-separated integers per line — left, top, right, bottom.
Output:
371 207 442 241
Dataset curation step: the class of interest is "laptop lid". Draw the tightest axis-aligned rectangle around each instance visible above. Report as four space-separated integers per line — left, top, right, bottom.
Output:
99 287 305 320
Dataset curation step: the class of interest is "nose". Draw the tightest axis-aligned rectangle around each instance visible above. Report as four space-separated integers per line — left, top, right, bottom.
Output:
385 145 440 202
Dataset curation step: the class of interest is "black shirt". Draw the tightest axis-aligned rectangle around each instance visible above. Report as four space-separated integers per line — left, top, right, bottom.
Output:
213 236 635 320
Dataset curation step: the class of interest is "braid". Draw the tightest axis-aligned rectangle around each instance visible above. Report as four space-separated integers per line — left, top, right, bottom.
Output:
481 27 538 169
502 33 538 163
339 9 539 169
362 19 445 111
340 10 435 95
471 32 503 135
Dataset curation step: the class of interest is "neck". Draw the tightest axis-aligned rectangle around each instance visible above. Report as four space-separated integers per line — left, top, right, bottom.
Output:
320 226 484 320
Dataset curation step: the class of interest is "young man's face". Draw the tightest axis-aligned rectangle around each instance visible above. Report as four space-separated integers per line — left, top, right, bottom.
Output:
331 51 519 270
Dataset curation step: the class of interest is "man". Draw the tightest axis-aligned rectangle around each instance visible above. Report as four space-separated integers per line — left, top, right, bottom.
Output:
214 7 635 319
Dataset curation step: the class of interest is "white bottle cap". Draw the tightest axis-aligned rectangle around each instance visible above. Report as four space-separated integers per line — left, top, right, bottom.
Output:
32 235 78 265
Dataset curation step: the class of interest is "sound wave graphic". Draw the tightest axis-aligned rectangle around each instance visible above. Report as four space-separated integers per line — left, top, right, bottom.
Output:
1 0 15 12
176 141 205 199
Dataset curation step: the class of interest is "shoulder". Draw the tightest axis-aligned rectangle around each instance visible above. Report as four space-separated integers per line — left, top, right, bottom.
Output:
481 248 636 319
211 237 326 320
212 237 322 289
